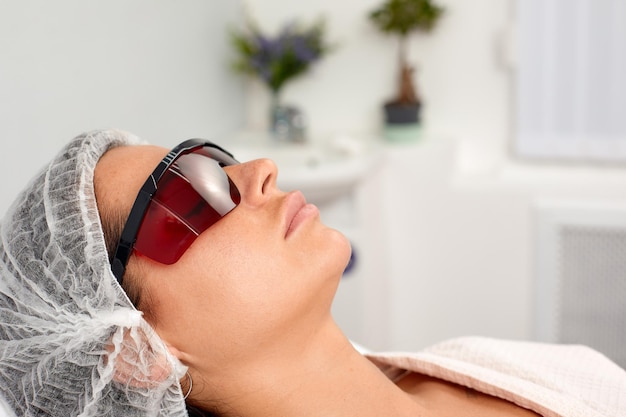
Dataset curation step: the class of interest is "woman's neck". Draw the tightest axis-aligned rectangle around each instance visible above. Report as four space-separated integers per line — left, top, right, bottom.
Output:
194 320 426 417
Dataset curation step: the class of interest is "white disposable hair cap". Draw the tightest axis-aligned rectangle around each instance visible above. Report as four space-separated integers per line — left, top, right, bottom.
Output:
0 130 189 416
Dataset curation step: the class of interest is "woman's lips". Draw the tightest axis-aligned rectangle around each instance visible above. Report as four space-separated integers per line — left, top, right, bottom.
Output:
284 191 318 238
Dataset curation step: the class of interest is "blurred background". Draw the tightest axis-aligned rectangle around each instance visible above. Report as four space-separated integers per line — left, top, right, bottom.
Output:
1 0 624 366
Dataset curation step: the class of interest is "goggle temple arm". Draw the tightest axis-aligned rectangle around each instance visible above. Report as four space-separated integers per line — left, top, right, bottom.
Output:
111 188 155 284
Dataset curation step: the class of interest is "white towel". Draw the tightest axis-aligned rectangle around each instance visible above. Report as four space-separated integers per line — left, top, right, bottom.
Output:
367 337 626 417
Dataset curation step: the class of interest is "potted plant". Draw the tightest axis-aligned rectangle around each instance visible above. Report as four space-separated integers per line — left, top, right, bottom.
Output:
230 18 331 141
369 0 444 138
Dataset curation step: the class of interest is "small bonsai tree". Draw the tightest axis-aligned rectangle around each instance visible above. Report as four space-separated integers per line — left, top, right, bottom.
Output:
369 0 444 115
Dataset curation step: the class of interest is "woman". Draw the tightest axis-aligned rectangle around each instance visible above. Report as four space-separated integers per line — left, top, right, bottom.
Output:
0 130 624 417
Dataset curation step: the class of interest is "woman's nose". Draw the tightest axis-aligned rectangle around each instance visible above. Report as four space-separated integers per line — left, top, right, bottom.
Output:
225 158 278 206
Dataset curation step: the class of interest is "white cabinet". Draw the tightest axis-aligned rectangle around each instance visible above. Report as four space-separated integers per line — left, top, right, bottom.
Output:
331 137 460 350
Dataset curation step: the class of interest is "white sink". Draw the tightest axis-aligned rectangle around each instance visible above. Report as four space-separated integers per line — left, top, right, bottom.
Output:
227 133 382 205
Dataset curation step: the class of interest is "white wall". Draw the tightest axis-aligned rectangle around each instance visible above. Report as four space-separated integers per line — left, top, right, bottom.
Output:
243 0 511 171
0 0 245 215
242 0 626 352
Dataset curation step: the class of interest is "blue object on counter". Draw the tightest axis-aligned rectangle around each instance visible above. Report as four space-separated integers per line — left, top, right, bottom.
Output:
343 242 357 277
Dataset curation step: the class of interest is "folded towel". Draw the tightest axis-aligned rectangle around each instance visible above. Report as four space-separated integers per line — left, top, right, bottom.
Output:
367 336 626 417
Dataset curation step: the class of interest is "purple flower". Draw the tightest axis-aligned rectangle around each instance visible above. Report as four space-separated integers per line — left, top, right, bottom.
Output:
231 18 330 93
292 36 318 63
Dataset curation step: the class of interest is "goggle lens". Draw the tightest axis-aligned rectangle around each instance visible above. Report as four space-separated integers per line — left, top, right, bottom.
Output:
132 146 240 265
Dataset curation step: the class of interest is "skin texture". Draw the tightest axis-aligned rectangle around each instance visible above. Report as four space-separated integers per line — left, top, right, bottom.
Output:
94 144 541 417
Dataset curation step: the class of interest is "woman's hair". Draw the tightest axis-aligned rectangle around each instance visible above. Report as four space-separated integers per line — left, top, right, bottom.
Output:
98 202 142 306
186 404 219 417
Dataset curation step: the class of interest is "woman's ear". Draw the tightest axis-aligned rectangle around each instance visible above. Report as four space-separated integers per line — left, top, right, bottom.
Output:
165 343 184 361
107 326 175 388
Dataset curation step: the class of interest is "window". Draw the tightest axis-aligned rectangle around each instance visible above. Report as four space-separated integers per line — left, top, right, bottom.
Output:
515 0 626 162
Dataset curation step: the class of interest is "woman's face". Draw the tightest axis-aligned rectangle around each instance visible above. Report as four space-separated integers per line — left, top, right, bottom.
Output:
95 144 351 375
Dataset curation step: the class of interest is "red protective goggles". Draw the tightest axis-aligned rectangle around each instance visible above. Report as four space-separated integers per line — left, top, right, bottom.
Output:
111 139 240 284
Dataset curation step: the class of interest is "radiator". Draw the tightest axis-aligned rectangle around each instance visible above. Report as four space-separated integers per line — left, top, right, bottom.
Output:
533 201 626 368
